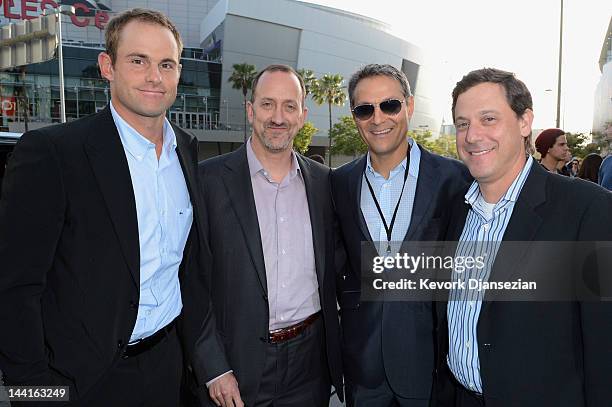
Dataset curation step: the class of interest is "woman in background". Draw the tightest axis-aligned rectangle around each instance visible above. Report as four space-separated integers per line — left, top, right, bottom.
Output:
577 153 603 183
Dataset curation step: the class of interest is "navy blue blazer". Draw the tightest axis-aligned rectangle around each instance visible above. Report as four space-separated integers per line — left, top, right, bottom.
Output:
332 145 470 399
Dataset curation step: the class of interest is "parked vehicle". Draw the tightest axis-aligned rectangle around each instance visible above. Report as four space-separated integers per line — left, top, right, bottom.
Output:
0 132 21 196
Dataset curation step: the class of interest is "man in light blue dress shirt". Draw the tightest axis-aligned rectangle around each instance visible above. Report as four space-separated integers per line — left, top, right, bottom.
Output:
0 9 206 406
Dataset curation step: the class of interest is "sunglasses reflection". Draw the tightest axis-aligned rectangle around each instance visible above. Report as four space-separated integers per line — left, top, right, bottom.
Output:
352 99 404 120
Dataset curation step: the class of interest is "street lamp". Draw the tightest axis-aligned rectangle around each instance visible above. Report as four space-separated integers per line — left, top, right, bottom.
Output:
202 96 208 129
74 86 79 118
43 5 75 123
555 0 564 129
222 99 228 128
544 88 554 127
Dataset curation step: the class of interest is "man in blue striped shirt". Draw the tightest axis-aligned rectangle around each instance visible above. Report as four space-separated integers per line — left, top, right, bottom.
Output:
435 68 612 407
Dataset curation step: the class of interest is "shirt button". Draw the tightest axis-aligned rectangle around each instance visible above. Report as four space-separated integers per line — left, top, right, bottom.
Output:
483 224 490 231
280 316 284 321
469 301 474 308
466 341 471 348
281 283 286 288
281 249 286 255
280 217 285 222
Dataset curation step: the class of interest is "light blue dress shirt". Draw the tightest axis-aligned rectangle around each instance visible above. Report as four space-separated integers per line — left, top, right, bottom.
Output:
110 102 193 342
447 156 533 393
360 138 421 255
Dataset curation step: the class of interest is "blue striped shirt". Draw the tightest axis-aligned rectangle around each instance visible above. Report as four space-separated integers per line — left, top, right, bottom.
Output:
361 138 420 256
447 156 533 393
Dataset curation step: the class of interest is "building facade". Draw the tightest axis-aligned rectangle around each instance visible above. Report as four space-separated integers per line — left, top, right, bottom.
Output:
1 0 442 161
593 16 612 154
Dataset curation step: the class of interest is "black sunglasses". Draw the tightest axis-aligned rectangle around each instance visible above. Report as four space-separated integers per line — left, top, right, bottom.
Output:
351 99 404 120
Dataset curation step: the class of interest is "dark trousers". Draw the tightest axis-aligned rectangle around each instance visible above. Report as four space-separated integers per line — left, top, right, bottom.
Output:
75 327 183 407
453 377 485 407
346 379 429 407
253 317 332 407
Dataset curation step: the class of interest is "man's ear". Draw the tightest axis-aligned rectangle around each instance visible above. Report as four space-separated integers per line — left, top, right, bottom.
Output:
405 96 415 120
519 108 534 139
98 52 114 82
246 100 254 124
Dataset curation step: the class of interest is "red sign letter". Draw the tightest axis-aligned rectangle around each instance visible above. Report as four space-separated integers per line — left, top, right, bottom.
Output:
40 0 57 13
69 2 89 27
94 10 108 29
4 0 21 19
21 0 38 20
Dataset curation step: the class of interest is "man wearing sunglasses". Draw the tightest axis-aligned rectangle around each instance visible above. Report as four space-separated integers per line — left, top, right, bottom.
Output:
331 64 470 406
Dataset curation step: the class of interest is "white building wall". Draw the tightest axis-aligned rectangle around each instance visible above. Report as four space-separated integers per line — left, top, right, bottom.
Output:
203 0 443 140
593 61 612 132
593 61 612 141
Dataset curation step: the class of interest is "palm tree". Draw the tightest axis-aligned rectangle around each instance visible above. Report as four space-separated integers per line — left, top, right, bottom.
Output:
296 68 317 97
228 63 257 142
311 73 346 166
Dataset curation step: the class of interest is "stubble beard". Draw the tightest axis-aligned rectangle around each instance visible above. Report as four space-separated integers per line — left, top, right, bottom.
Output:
257 128 294 154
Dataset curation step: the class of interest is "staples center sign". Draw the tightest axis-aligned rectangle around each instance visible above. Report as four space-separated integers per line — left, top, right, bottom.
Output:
1 0 110 29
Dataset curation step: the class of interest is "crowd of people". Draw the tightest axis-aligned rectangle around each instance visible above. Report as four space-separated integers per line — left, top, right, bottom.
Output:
1 8 611 407
534 128 612 188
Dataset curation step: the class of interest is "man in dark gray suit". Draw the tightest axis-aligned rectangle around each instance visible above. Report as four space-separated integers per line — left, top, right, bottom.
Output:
192 64 343 407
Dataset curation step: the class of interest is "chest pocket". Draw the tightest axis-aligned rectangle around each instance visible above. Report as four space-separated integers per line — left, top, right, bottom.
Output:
173 205 193 254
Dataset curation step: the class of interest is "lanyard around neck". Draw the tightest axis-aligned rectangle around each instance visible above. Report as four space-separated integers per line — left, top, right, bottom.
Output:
363 146 411 253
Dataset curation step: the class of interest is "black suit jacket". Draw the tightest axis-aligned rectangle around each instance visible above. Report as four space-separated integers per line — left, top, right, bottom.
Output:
0 107 204 400
193 145 343 405
332 146 470 399
434 160 612 407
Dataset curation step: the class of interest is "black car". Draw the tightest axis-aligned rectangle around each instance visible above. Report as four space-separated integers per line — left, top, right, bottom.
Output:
0 132 21 196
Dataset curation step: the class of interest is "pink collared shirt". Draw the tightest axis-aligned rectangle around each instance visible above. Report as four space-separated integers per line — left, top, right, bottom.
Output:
246 139 320 330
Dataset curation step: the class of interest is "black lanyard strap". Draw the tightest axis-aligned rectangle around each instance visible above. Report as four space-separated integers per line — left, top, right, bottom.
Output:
363 146 411 253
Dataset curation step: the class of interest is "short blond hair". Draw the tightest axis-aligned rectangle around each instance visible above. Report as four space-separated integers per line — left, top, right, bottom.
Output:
104 8 183 64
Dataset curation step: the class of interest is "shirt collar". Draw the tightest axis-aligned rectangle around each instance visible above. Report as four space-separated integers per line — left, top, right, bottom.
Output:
465 155 534 208
246 137 300 181
110 100 176 161
366 137 417 179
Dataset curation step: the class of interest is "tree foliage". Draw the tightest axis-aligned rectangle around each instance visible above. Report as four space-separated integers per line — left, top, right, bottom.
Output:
311 73 347 165
564 132 601 158
293 121 318 154
228 63 257 97
311 73 346 108
330 116 367 157
228 63 257 141
296 68 317 97
409 130 458 158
